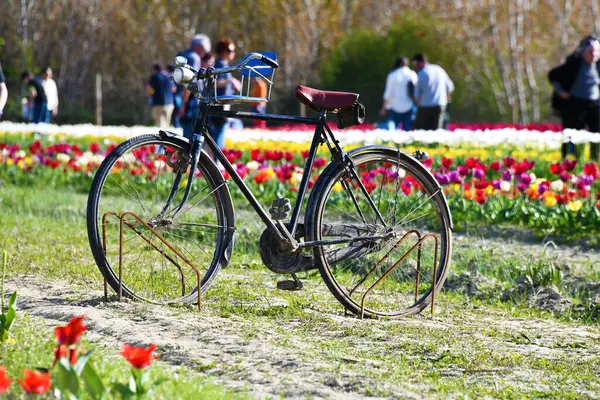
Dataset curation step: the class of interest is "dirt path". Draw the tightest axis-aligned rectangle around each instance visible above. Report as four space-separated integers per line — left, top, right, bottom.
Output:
8 268 600 399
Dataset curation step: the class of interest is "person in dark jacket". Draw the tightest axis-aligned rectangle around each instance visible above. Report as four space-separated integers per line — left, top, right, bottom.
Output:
21 70 48 123
549 35 600 159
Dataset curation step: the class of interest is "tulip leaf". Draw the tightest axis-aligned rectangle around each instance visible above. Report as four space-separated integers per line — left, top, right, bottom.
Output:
0 291 17 342
111 382 135 399
54 358 80 397
81 360 107 400
74 351 94 375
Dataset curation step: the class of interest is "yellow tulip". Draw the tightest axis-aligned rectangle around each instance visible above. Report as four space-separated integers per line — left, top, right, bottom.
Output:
333 182 343 193
544 195 557 207
568 200 582 212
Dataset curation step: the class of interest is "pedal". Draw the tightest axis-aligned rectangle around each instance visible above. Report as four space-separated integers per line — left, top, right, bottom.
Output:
269 198 291 220
413 150 429 162
276 274 303 291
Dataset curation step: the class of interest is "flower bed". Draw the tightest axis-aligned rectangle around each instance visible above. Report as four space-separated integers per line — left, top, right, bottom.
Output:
1 133 599 240
1 121 599 147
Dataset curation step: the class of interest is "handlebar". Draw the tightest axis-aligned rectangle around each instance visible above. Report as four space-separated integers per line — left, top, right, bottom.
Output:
172 52 278 85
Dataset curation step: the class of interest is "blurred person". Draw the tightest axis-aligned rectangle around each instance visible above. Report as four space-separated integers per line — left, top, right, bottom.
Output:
210 39 241 149
549 35 600 159
411 54 454 131
379 56 417 131
249 76 268 129
146 64 174 128
177 33 211 138
0 60 7 120
167 64 183 128
201 52 215 69
21 70 47 123
42 67 59 123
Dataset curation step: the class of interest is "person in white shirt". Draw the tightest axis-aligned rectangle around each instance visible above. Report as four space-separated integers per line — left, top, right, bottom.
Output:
42 67 59 123
379 57 418 130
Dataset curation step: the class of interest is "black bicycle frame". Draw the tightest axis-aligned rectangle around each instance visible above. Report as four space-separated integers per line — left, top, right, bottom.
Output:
201 106 326 243
173 72 387 248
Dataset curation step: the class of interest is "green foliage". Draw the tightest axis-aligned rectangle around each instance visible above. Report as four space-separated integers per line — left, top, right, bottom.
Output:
53 352 107 400
0 251 17 343
522 261 563 289
319 13 501 123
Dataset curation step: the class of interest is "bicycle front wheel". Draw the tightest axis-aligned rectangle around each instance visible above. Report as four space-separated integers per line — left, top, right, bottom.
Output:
306 147 452 318
87 133 234 305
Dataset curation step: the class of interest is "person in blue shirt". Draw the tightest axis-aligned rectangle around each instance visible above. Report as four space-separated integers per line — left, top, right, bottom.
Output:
177 34 211 137
210 39 241 149
146 64 175 128
411 54 454 131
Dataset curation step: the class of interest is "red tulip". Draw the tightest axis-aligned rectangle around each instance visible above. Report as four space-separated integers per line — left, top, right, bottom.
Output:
549 162 562 175
0 367 10 394
441 157 453 169
89 143 100 153
503 156 516 168
313 158 327 168
250 149 264 162
19 370 51 395
55 315 87 346
490 160 501 171
562 159 577 172
583 163 599 180
121 344 158 369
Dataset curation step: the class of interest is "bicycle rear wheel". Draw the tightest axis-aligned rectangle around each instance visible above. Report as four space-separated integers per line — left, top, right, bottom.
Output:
86 133 234 305
306 147 452 318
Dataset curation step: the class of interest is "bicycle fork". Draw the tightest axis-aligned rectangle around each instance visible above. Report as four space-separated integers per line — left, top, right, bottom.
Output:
157 133 204 220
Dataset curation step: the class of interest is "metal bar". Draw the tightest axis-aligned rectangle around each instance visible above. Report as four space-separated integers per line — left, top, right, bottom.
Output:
415 242 422 302
349 230 421 298
359 233 439 319
170 134 203 218
101 212 121 301
122 220 187 296
431 241 439 314
299 230 397 248
118 214 124 301
209 108 319 124
203 131 287 242
290 112 326 237
119 212 203 310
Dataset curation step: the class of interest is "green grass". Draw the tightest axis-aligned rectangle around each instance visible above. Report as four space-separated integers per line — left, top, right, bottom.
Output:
2 184 600 398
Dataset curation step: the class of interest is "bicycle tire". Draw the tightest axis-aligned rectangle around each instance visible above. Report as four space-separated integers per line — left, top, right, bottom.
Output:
86 133 235 304
306 146 452 318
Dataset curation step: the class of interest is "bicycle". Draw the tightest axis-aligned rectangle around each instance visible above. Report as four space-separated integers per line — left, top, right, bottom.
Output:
86 52 453 318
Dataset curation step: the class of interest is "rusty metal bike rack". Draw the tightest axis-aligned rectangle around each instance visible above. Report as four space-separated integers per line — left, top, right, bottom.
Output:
348 230 439 319
101 211 202 310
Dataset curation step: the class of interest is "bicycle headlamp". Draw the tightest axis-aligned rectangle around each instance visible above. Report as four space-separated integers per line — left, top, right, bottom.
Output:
173 66 195 84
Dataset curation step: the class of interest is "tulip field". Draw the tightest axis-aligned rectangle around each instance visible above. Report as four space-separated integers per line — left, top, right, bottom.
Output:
2 127 600 241
1 125 600 398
